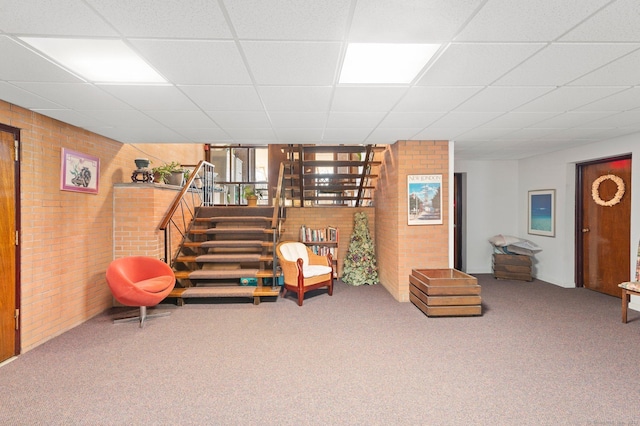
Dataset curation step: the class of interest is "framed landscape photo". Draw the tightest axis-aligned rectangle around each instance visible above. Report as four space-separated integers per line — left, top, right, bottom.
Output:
60 148 100 194
528 189 555 237
408 174 442 225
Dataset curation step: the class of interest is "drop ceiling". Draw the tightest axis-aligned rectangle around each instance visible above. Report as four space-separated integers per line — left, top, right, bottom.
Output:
1 0 639 160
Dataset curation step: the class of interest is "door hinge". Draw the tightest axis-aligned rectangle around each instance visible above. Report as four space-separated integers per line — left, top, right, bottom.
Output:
15 309 19 330
15 230 19 246
14 139 19 162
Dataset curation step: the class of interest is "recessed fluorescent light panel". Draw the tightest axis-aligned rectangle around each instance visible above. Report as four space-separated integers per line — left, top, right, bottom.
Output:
339 43 440 84
20 37 166 83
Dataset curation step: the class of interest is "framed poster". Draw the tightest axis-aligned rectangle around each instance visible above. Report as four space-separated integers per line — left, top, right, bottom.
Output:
528 189 555 237
408 174 442 225
60 148 100 194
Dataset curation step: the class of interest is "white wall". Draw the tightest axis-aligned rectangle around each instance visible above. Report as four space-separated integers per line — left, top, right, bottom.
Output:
455 133 640 294
454 159 519 273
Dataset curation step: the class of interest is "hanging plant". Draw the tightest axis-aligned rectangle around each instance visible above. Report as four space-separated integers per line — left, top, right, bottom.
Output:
591 174 625 207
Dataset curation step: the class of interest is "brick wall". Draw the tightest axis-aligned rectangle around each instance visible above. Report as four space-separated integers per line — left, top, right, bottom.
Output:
0 100 202 352
375 141 450 301
281 207 375 278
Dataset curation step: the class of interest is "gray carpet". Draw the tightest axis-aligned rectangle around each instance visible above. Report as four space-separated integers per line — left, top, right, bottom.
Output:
2 275 640 425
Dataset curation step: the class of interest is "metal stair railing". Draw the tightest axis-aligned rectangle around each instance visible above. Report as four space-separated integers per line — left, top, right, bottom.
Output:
159 160 216 266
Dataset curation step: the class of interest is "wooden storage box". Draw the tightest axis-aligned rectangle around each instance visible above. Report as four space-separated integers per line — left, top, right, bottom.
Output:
410 269 482 317
492 254 533 281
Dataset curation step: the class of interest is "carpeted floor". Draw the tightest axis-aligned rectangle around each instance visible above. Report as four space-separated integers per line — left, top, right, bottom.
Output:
2 274 640 425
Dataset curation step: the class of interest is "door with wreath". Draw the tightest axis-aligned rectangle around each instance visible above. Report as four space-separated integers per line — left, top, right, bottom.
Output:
577 155 631 297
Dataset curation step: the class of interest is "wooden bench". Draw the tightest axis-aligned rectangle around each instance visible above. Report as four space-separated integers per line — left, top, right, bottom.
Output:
619 282 640 323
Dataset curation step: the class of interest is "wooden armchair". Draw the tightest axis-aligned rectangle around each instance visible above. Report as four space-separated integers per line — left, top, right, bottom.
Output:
276 241 334 306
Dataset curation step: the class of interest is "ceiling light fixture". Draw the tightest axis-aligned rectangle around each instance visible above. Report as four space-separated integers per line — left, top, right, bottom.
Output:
20 37 166 83
339 43 440 84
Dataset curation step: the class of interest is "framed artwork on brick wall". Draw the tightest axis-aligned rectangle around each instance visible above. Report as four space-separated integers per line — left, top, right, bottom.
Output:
408 174 442 225
60 148 100 194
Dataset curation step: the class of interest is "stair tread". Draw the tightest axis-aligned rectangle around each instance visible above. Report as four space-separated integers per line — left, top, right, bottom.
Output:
184 240 272 248
196 216 271 222
175 269 279 279
204 228 274 234
169 286 280 299
193 254 271 262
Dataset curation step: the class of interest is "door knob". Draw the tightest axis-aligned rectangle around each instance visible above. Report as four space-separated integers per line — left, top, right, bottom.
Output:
582 228 590 233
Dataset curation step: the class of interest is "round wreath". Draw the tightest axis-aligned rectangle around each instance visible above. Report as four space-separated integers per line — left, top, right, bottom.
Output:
591 174 625 207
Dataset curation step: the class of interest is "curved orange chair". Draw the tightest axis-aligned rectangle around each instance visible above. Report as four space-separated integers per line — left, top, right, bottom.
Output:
106 256 175 327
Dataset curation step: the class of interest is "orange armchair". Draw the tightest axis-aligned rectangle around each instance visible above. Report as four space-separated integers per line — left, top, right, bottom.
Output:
106 256 175 327
276 241 333 306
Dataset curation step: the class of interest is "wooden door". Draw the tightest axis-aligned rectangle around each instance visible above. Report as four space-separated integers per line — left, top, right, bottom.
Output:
0 126 19 362
577 156 631 297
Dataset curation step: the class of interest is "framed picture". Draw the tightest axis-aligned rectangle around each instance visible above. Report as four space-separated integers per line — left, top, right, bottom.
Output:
60 148 100 194
528 189 555 237
408 174 442 225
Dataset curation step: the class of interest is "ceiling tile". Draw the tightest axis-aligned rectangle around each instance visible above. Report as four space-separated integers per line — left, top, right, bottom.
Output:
481 112 560 128
224 0 351 40
515 87 628 112
12 82 131 109
131 40 252 84
326 112 386 128
417 43 545 86
331 87 407 112
258 86 333 112
175 127 233 143
576 88 640 112
529 111 619 128
0 0 118 36
82 109 163 127
143 110 218 128
242 41 341 85
322 127 373 141
276 128 325 142
409 127 470 141
496 43 640 86
586 110 640 128
349 0 483 42
560 0 640 42
33 108 109 128
0 37 81 83
569 48 640 86
0 82 63 109
455 0 610 41
430 111 503 128
179 85 263 111
269 112 327 128
99 85 198 110
455 87 555 112
394 86 482 112
207 111 271 128
87 0 232 38
377 112 445 128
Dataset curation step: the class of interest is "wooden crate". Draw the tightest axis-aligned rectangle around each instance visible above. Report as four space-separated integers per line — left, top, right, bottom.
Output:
410 269 482 317
492 254 533 281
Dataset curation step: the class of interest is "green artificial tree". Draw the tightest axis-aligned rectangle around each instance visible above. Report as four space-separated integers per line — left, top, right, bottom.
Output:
342 212 378 286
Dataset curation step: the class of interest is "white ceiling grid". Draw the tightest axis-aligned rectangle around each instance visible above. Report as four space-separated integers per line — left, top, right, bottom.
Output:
0 0 638 159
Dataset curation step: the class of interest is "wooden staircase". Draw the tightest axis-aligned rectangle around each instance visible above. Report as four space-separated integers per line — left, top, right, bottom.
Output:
167 206 281 305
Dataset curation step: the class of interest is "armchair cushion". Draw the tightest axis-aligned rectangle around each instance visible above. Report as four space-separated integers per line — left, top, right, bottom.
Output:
278 242 309 265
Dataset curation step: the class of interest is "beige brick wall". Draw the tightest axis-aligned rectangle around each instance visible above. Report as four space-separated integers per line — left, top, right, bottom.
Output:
375 141 450 302
0 100 203 352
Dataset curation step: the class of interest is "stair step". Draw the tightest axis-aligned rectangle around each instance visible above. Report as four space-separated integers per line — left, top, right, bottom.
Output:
168 286 280 299
196 216 271 223
183 240 273 248
205 228 274 234
174 269 279 280
175 254 272 263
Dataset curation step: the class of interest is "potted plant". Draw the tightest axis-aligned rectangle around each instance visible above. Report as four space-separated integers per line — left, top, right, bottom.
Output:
243 185 259 207
152 162 184 185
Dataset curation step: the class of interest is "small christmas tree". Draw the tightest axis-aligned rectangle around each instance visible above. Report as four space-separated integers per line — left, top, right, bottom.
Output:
342 212 378 286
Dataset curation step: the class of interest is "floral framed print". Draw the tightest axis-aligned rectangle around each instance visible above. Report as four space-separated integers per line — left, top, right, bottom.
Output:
60 148 100 194
408 174 442 225
528 189 555 237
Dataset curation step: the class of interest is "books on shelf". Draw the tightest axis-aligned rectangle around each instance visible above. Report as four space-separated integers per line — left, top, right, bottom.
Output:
306 245 336 257
299 225 338 243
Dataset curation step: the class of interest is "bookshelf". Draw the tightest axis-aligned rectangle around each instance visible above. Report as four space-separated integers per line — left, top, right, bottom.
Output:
299 225 339 277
